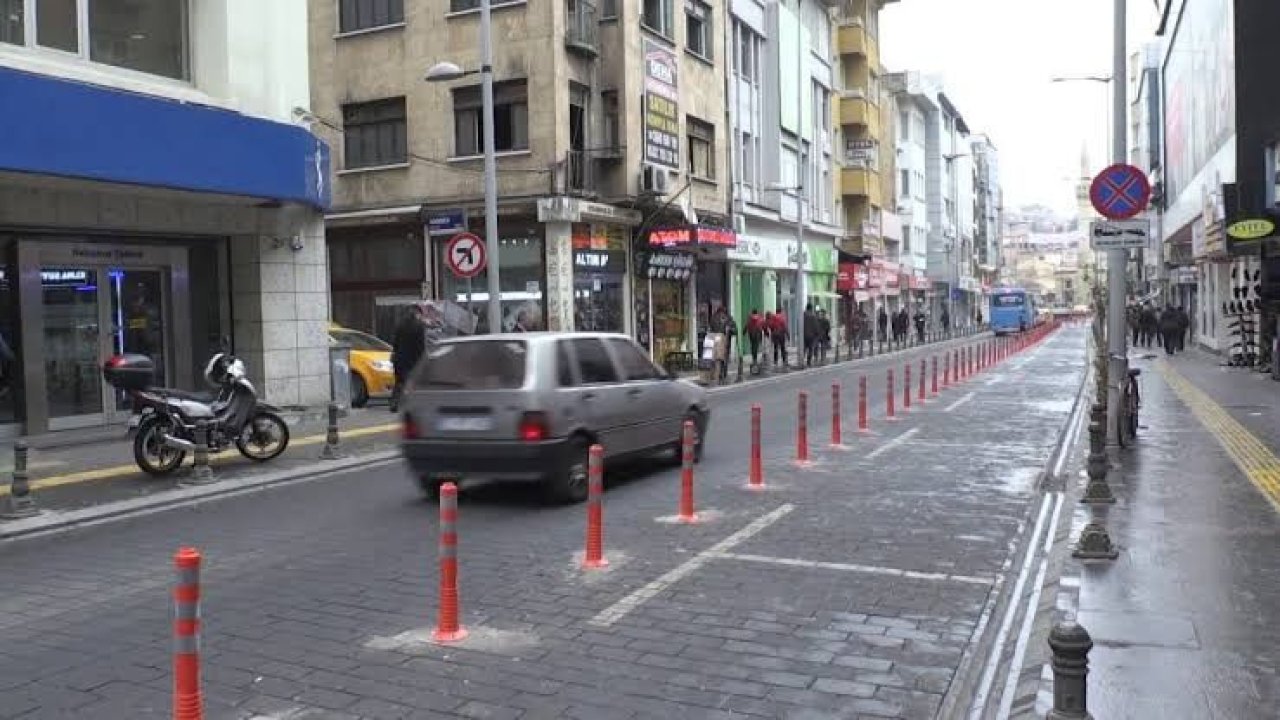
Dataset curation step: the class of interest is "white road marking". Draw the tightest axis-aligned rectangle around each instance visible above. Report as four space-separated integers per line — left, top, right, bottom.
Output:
587 504 794 627
969 493 1054 719
996 492 1064 720
866 428 919 459
714 552 994 586
945 392 976 412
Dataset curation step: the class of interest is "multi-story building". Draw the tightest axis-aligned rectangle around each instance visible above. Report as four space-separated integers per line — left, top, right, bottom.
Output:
888 75 935 314
726 0 843 337
971 134 1002 299
309 0 731 363
0 0 330 436
1129 42 1167 304
829 0 898 325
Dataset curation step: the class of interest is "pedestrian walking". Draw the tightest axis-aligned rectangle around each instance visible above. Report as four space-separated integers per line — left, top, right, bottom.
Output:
715 308 738 382
1160 305 1180 355
913 307 926 343
896 308 910 344
803 304 819 368
1140 303 1158 348
769 309 790 368
745 309 765 369
877 306 889 343
1127 303 1141 346
1176 306 1190 351
391 304 427 412
940 306 951 336
818 308 832 364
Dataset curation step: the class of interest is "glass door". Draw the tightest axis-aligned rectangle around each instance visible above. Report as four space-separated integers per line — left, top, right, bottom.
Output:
107 268 168 413
42 267 104 424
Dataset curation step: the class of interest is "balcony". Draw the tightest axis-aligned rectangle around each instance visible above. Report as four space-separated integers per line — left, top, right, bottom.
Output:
565 0 598 56
564 150 594 196
839 95 881 137
836 23 878 60
839 220 884 257
841 166 881 200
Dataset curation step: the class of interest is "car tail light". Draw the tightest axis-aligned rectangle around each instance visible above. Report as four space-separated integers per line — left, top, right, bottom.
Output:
518 412 550 442
106 355 126 368
402 414 420 440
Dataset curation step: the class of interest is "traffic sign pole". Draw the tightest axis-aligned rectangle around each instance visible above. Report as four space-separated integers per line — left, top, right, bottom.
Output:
1107 0 1128 447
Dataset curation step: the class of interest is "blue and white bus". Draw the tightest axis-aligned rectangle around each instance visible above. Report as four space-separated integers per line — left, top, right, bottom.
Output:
990 288 1037 335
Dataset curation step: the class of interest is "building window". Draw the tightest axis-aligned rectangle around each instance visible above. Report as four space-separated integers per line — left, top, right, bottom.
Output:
687 116 715 180
685 0 711 59
342 98 408 169
450 0 523 11
899 169 910 199
602 90 620 151
740 132 755 187
339 0 403 33
899 110 910 141
4 0 189 79
733 22 760 84
452 80 529 157
642 0 673 38
600 0 617 19
903 226 911 254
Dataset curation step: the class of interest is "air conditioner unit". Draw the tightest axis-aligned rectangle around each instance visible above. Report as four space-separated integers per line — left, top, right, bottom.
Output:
641 165 670 194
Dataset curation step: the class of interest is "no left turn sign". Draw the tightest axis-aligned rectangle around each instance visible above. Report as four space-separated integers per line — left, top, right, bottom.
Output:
445 232 487 279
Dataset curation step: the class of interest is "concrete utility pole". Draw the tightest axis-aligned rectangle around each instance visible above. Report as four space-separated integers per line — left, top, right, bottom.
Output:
1105 0 1128 444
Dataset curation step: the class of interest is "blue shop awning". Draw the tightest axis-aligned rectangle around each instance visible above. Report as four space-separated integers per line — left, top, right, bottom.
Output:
0 67 329 210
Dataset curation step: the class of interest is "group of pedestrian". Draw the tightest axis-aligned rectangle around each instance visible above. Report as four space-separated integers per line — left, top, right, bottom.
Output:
1127 301 1190 355
744 308 791 369
802 304 833 367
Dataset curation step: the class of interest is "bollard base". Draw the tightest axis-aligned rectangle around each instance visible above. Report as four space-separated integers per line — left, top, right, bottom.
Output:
1080 478 1117 505
181 466 217 487
430 627 469 644
677 512 700 524
582 557 610 570
745 482 766 492
1 497 40 520
1072 522 1119 560
320 442 346 461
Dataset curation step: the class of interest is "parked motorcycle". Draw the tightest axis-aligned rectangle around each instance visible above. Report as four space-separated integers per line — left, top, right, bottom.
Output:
103 352 290 476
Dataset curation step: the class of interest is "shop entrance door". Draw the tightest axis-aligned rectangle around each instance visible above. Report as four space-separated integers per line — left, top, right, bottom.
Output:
40 266 171 429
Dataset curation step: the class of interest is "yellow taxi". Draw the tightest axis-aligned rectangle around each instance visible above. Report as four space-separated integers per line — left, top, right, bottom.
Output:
330 325 395 408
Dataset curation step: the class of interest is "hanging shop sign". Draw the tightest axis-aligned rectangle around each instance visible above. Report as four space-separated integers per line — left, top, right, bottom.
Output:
643 39 680 169
1226 218 1275 241
647 225 738 249
836 262 868 292
636 250 695 280
573 249 626 273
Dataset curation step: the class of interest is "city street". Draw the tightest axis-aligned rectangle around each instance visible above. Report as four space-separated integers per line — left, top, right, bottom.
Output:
0 326 1082 719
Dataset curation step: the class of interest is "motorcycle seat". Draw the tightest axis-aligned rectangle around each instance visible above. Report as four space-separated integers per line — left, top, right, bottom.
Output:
148 387 217 403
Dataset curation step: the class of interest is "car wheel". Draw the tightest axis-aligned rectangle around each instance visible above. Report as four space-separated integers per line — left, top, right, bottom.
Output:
350 372 369 408
417 475 444 503
548 436 590 504
668 411 705 464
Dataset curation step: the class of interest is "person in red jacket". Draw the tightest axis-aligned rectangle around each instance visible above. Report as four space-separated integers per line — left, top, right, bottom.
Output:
745 309 765 368
768 309 789 368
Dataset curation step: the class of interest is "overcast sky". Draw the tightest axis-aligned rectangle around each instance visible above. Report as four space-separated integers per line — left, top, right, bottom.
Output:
881 0 1161 215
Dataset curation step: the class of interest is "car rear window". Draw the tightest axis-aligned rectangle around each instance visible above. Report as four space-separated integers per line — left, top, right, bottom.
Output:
412 340 528 389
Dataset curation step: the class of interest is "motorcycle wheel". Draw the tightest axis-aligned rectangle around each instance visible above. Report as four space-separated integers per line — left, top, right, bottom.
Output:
133 416 187 476
235 412 290 462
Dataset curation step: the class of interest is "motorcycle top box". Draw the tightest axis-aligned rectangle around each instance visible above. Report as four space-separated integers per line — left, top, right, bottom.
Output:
103 354 156 391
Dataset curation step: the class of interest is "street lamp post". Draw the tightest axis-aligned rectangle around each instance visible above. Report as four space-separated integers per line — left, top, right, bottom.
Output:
425 0 502 334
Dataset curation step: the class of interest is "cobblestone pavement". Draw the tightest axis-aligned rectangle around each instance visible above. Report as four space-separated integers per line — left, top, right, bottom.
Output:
0 327 1083 719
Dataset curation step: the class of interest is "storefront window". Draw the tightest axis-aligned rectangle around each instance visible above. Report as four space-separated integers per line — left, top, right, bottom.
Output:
330 226 424 338
0 240 19 425
635 250 694 361
695 261 728 337
436 229 545 333
572 224 627 332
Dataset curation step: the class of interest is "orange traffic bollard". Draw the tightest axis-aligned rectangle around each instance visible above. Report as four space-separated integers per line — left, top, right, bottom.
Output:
173 547 204 720
749 405 764 489
433 482 467 642
931 356 939 396
796 392 811 465
887 369 898 422
918 359 927 403
830 383 843 447
679 420 698 522
858 376 870 434
903 363 912 410
583 444 607 568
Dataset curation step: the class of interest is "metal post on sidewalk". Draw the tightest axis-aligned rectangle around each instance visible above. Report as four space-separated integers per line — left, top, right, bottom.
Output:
321 402 343 460
1082 421 1116 504
1105 0 1130 446
185 423 216 487
2 441 39 519
1047 621 1095 719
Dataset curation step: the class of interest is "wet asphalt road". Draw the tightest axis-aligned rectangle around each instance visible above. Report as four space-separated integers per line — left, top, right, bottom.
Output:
0 328 1084 719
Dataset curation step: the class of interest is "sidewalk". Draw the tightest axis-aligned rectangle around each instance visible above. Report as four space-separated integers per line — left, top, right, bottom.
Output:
1029 347 1280 718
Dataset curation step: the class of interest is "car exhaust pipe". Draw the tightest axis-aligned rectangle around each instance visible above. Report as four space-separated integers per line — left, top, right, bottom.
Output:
161 433 196 453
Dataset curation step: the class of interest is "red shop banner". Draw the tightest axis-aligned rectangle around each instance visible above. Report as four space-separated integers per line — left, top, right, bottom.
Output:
837 262 868 292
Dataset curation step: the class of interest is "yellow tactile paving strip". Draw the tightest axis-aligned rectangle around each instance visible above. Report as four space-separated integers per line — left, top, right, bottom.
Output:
1159 361 1280 514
